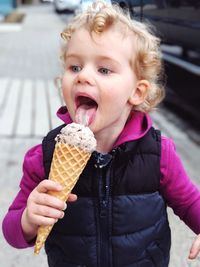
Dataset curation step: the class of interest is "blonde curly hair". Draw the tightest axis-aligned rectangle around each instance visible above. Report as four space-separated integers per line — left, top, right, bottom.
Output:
60 0 165 112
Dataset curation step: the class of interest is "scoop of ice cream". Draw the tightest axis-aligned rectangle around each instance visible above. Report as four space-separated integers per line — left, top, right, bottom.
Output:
55 123 96 153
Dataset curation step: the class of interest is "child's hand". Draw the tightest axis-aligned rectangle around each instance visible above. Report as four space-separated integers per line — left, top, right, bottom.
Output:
21 180 77 242
188 234 200 260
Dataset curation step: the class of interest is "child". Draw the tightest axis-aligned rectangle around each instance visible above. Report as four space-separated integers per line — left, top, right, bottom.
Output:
2 1 200 266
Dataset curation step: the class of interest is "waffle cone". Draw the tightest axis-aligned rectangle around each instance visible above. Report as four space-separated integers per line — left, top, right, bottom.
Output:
34 143 91 254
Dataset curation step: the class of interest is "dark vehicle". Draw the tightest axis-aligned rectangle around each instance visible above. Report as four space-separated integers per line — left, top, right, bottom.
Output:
112 0 200 127
111 1 200 51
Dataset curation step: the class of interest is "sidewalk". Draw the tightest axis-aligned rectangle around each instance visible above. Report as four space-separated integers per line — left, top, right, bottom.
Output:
0 4 67 267
0 3 66 138
0 3 200 267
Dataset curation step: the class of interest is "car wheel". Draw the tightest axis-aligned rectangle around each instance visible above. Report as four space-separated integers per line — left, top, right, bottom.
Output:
118 1 128 9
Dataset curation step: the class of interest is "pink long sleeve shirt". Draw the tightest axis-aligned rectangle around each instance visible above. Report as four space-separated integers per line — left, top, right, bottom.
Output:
2 107 200 248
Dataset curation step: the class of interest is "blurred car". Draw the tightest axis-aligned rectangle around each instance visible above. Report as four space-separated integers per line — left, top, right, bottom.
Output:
111 0 200 52
112 0 200 125
135 0 200 123
54 0 80 13
78 0 112 12
111 0 153 13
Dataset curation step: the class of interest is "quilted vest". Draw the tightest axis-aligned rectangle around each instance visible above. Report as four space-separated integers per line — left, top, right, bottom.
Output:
42 124 171 267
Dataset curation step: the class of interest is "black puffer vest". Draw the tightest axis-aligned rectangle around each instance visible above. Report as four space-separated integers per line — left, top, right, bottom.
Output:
42 124 171 267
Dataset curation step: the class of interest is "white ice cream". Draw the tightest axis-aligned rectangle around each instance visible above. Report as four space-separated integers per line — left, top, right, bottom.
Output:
55 123 96 153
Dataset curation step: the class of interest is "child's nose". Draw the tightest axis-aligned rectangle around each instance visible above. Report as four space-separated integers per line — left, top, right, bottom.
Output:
76 67 94 85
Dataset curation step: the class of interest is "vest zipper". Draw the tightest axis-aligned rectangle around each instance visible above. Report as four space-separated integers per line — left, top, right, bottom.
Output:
94 152 113 267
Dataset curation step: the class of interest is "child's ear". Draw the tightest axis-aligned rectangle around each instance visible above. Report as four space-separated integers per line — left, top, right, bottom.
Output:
128 80 149 106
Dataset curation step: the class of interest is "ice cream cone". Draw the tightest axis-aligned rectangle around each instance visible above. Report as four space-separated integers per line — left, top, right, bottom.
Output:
34 123 96 254
34 143 91 254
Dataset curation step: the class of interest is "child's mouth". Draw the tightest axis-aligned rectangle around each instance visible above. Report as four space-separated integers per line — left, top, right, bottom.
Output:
75 95 98 126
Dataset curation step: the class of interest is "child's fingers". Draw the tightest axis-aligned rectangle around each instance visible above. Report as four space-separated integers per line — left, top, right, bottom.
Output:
37 180 63 193
188 235 200 259
26 198 66 226
35 192 67 211
30 181 77 219
32 214 59 226
26 210 59 226
67 193 78 202
34 204 65 220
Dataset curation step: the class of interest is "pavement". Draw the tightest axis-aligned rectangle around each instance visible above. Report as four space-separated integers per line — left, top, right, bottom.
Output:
0 3 200 267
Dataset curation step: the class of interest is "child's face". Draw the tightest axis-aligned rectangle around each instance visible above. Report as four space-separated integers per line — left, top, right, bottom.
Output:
62 27 140 136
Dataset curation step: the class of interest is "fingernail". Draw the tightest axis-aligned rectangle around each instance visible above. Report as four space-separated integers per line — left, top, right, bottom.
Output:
60 212 65 219
63 203 67 210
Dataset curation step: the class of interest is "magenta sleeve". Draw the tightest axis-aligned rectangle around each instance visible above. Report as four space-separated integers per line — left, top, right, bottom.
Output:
2 144 45 248
160 136 200 234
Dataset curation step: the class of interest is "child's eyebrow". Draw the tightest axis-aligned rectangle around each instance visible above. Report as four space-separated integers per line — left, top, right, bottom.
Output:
65 54 121 67
65 54 78 60
97 56 120 66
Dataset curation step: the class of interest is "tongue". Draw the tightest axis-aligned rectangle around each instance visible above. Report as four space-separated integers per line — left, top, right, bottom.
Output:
75 105 97 126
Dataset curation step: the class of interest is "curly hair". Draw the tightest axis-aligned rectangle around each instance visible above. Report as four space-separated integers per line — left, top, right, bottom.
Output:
60 0 165 112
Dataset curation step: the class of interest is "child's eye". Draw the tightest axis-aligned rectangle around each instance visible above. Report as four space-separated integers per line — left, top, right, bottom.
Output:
70 65 82 72
98 67 111 75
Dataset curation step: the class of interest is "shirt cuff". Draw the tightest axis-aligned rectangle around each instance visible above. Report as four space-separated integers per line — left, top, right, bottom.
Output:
2 208 35 248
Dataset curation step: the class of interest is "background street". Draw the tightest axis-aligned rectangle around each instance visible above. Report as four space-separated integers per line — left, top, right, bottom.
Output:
0 3 200 267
